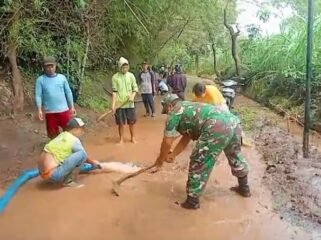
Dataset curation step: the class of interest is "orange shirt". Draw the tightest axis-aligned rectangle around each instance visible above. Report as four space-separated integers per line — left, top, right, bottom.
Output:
193 85 226 105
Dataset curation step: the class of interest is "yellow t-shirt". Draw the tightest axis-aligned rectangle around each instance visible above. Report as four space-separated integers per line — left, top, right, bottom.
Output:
44 131 77 164
193 85 225 105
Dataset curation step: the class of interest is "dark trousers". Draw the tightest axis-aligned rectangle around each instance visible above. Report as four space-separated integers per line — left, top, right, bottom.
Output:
174 91 185 100
141 93 155 114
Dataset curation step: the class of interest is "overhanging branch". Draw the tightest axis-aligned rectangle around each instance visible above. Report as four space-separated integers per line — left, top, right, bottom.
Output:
123 0 150 35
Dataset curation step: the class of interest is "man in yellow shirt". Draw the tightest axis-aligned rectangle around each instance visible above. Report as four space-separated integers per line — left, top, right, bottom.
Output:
38 117 101 187
192 82 229 112
192 82 252 147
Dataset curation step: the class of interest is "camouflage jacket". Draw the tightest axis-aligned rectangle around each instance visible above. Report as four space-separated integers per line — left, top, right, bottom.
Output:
164 101 239 140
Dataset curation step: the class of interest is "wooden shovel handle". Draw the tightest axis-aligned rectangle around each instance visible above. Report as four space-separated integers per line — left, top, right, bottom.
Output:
114 163 157 185
96 100 129 122
111 163 157 196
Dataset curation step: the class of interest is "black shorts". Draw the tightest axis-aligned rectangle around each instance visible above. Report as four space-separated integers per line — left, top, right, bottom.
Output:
115 108 136 125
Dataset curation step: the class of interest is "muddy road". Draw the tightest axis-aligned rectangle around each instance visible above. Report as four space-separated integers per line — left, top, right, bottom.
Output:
0 77 320 240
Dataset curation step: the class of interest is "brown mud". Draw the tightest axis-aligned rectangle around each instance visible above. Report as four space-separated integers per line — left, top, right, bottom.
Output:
0 77 320 239
255 119 321 227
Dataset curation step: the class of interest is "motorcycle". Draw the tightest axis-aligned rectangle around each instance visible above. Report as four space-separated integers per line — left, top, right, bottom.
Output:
220 77 245 109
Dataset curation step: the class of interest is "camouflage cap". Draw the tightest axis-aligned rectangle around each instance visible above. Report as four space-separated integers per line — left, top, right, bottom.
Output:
43 56 56 66
161 94 180 114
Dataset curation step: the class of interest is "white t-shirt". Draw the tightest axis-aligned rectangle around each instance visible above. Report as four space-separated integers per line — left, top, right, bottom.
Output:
159 81 168 92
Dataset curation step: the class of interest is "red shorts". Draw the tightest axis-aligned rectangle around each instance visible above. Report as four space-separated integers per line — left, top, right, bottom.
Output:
45 110 72 139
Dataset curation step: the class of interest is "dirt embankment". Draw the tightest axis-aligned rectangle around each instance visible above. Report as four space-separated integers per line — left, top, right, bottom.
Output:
0 73 13 116
254 119 321 228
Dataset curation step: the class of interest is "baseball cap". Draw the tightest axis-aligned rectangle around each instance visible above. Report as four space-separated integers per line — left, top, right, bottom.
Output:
161 94 180 114
43 56 56 66
66 118 85 130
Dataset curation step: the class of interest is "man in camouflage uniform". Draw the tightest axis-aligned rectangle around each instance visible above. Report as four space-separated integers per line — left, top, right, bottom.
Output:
154 94 251 209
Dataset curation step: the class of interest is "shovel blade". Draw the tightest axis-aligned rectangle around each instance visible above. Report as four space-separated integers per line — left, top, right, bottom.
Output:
112 181 120 196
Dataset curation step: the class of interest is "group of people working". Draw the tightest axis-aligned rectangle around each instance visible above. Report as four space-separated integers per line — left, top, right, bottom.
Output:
36 56 250 209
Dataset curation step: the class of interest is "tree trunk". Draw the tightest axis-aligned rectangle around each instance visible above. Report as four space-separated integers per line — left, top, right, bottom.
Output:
211 43 220 77
79 22 90 95
67 35 70 80
231 35 241 76
195 54 199 76
7 41 24 113
224 7 241 76
208 30 220 78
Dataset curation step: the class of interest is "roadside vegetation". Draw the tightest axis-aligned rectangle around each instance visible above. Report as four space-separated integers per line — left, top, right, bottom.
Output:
0 0 321 125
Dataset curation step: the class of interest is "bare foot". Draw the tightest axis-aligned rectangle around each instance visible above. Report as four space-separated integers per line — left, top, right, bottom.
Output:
150 166 161 174
116 139 124 145
131 138 137 144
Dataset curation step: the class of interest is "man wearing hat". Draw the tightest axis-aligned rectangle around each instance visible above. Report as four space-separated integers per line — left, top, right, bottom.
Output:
38 117 101 187
153 94 251 209
35 56 76 139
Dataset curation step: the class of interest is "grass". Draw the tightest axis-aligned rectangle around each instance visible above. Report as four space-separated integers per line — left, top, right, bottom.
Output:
77 71 112 112
19 70 112 113
233 107 258 132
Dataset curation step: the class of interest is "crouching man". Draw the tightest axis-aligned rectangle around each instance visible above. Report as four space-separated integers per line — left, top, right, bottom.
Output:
153 94 251 209
38 117 101 187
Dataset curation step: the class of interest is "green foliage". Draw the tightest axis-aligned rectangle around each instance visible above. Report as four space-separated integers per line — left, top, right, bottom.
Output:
0 0 238 111
233 107 257 131
245 24 262 39
241 3 321 123
77 72 110 112
156 42 193 67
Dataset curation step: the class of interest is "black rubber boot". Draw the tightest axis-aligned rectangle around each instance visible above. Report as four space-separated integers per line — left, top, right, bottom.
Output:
230 176 251 197
180 196 200 210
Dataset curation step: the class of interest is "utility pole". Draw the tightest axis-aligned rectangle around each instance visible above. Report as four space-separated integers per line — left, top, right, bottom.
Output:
303 0 315 158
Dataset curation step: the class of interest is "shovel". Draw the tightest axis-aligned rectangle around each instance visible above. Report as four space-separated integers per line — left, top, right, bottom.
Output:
111 163 157 196
96 100 129 122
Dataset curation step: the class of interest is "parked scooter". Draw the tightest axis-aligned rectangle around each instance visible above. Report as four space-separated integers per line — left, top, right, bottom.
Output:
220 77 245 109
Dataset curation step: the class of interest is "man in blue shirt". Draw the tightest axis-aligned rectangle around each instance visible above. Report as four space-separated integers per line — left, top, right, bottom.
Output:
35 56 76 139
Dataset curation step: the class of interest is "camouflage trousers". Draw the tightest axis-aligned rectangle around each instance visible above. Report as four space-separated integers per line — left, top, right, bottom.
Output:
187 119 249 198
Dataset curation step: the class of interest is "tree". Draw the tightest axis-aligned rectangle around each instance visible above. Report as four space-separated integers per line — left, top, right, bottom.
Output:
1 1 25 112
224 2 241 76
201 0 227 77
246 24 262 39
0 0 238 113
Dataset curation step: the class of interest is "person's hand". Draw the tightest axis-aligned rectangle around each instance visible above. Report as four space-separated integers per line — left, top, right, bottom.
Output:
71 107 77 116
128 94 135 102
92 160 102 169
150 165 162 174
112 106 116 114
38 110 44 121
